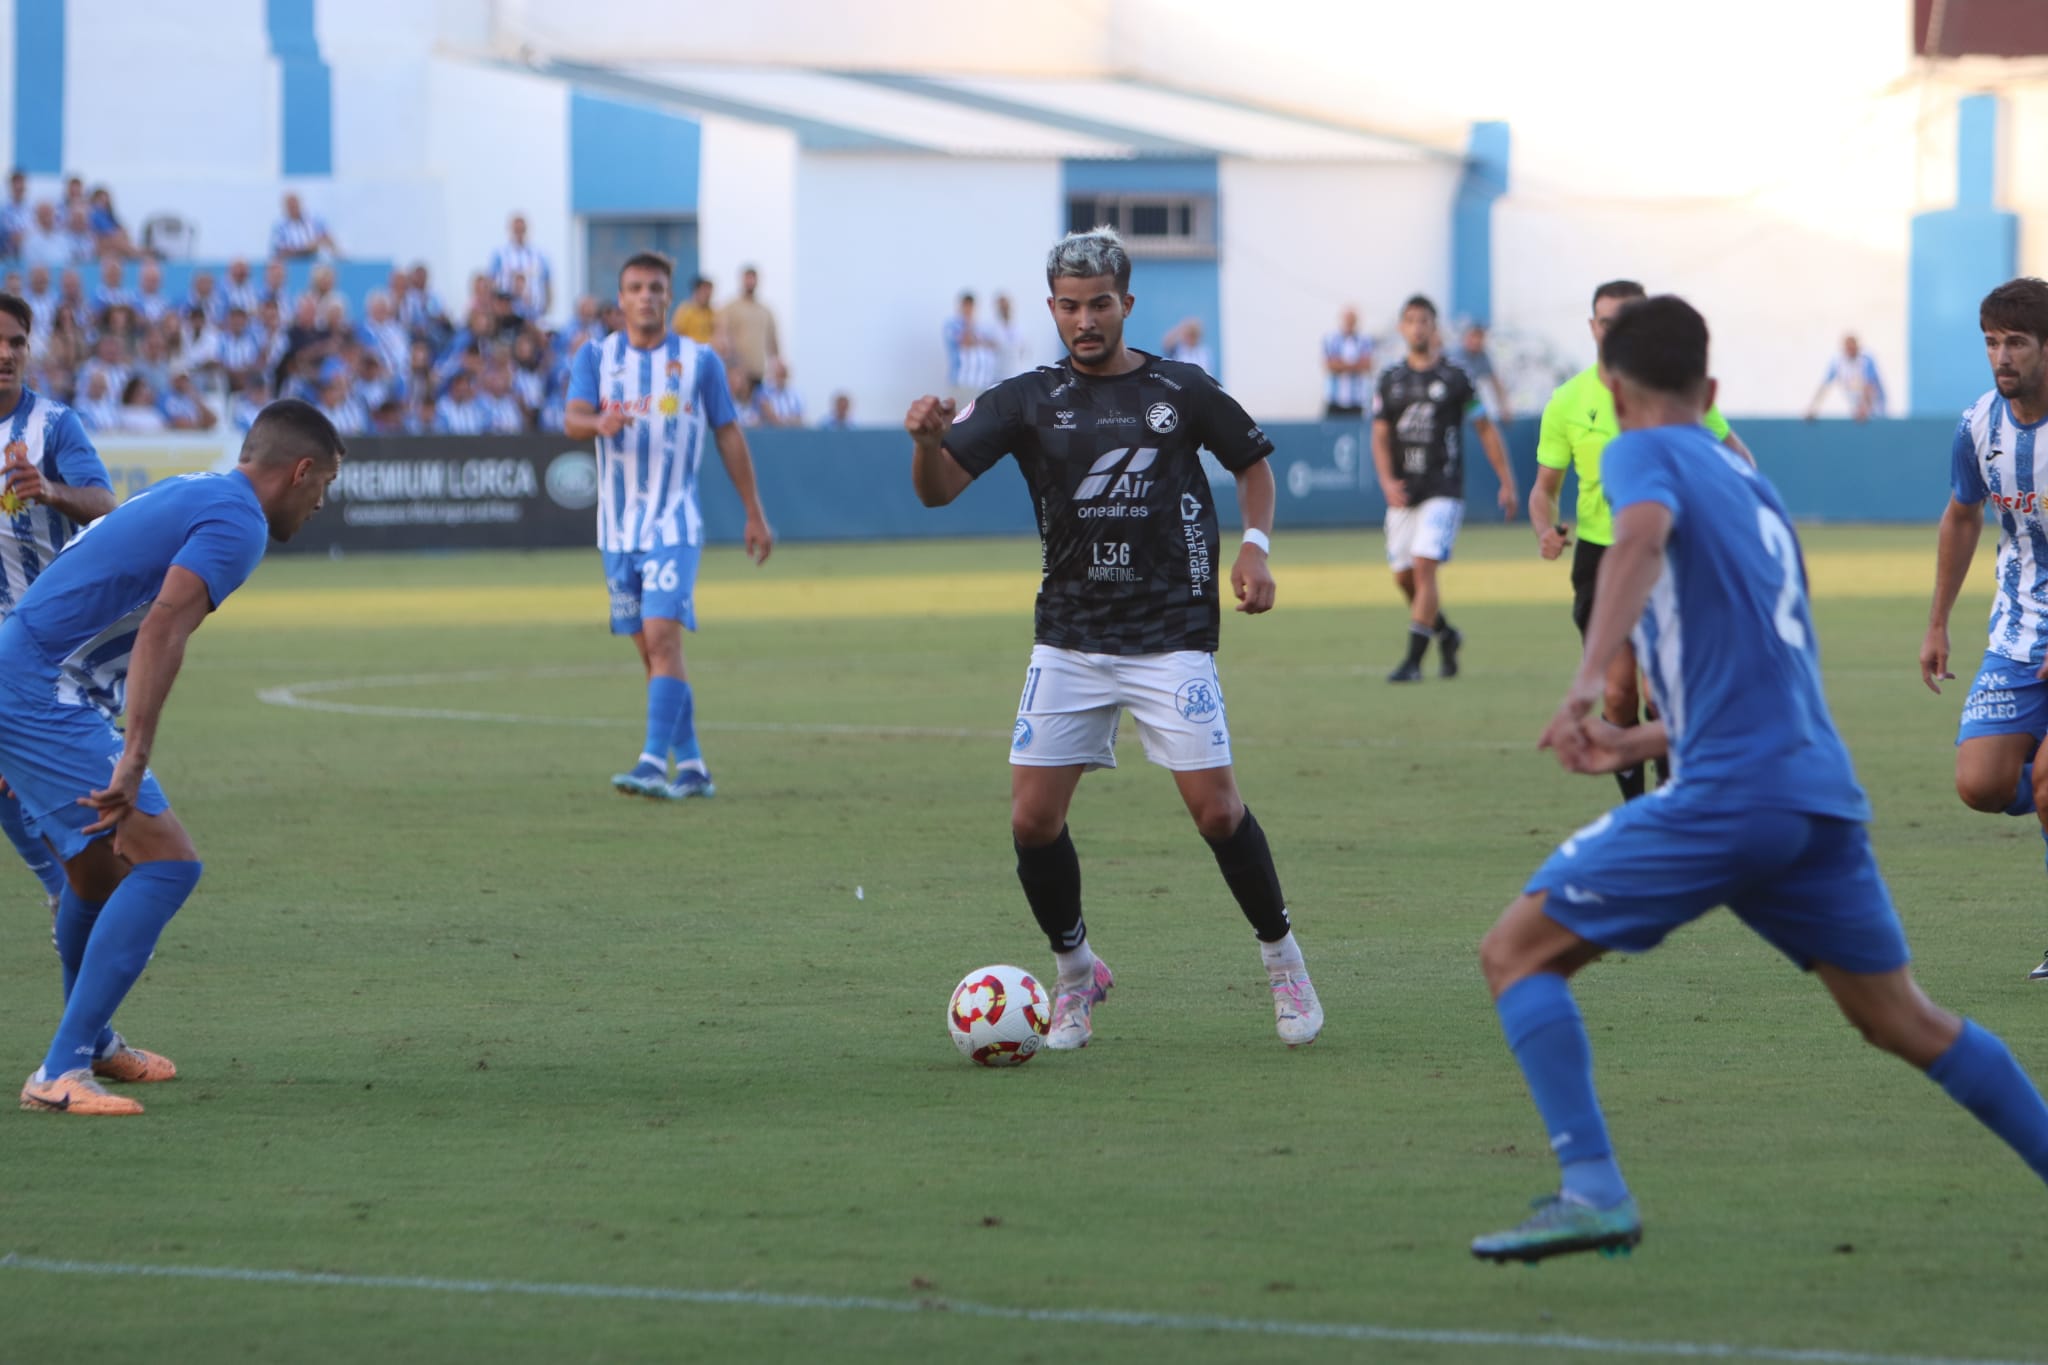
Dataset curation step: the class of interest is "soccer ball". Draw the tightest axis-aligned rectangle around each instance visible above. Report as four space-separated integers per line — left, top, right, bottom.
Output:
947 964 1050 1067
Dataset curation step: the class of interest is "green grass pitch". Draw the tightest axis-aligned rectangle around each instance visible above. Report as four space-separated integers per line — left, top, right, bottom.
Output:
0 523 2040 1364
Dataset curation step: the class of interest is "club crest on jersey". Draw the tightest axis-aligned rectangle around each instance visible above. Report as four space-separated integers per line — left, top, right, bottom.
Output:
1175 678 1220 722
1146 403 1179 435
666 360 684 380
1428 381 1447 400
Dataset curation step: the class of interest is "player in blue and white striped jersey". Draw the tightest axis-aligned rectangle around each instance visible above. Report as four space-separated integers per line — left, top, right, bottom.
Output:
1924 277 2048 979
564 251 774 802
488 215 551 320
0 294 119 913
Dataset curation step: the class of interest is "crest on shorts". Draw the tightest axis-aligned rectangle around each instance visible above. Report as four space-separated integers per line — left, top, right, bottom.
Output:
1146 403 1178 435
1175 678 1219 722
1012 718 1034 752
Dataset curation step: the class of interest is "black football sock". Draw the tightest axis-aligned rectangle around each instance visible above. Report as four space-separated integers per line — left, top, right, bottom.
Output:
1402 626 1431 668
1016 826 1085 954
1649 756 1667 790
1206 807 1292 943
1613 765 1647 802
1433 612 1455 637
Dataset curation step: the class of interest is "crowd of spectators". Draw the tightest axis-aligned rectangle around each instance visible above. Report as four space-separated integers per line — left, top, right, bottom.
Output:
0 174 853 440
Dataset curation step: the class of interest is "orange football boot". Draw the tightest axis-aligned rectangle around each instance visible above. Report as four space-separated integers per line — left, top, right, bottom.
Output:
92 1033 177 1083
20 1068 144 1115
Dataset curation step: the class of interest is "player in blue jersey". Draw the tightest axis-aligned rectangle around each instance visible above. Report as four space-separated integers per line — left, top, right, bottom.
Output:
1471 296 2048 1261
1920 278 2048 979
0 294 117 916
14 399 342 1116
563 252 774 801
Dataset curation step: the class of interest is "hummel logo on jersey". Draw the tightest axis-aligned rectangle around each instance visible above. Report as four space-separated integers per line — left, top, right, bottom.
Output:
1074 447 1158 500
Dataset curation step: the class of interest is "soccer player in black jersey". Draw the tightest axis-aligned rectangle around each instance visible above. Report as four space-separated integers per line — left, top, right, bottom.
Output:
904 226 1322 1050
1372 295 1518 682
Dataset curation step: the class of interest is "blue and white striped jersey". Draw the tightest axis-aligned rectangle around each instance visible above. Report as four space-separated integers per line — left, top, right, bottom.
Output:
1604 422 1867 820
0 469 267 718
1951 391 2048 665
489 243 550 317
567 332 739 553
943 317 999 392
0 389 112 617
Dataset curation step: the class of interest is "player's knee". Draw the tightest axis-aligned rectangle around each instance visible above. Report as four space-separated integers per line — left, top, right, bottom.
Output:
1603 680 1640 722
1010 805 1064 848
1189 796 1243 842
1954 770 2012 813
1477 920 1526 995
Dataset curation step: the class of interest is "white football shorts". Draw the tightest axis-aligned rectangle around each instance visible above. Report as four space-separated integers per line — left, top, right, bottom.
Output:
1008 645 1233 772
1384 495 1464 571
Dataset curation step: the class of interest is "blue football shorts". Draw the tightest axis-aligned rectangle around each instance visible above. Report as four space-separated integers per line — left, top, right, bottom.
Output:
1525 786 1910 975
602 544 702 636
1955 648 2048 745
0 674 169 862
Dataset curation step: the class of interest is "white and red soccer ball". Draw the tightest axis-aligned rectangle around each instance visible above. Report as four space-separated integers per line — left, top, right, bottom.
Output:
947 964 1050 1067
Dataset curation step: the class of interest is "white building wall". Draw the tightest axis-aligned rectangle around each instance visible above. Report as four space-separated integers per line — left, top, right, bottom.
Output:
1492 198 1908 420
791 155 1062 424
61 0 280 254
420 59 570 322
698 116 800 346
1218 159 1461 420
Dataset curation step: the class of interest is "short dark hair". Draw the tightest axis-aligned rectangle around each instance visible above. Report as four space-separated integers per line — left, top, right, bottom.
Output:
1401 295 1437 319
617 252 674 288
241 398 345 469
1592 279 1647 312
1980 278 2048 345
1600 294 1710 397
0 293 31 334
691 275 710 290
959 291 975 305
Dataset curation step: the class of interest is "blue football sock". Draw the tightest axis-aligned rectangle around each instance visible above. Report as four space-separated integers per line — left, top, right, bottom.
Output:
0 786 66 899
2007 763 2038 817
1928 1019 2048 1184
1496 973 1630 1209
52 886 116 1058
642 677 687 771
40 861 201 1080
667 679 702 769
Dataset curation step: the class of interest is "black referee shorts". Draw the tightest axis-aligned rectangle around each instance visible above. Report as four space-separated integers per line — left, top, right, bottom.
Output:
1570 538 1605 637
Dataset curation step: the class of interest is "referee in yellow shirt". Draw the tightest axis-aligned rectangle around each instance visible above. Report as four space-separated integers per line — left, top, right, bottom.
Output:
1529 279 1752 800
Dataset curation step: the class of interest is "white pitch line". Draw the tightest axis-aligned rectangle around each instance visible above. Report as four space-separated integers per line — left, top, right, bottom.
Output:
254 667 1524 749
0 1253 2031 1365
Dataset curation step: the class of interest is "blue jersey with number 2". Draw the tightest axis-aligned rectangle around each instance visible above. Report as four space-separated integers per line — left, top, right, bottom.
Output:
1602 423 1867 821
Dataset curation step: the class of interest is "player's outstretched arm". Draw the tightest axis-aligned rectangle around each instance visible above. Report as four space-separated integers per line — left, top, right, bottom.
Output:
1475 416 1518 520
1541 500 1670 763
711 422 774 565
1924 496 1986 692
1230 459 1276 615
905 395 972 507
83 566 212 834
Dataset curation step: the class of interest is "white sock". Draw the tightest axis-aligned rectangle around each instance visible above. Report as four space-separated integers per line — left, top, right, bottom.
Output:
1054 941 1098 991
1260 930 1306 981
637 751 665 770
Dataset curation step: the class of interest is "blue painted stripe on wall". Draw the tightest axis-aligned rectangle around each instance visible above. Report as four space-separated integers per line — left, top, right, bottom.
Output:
1451 121 1509 326
1063 157 1217 195
570 92 701 215
266 0 332 176
1956 92 1998 209
13 2 65 175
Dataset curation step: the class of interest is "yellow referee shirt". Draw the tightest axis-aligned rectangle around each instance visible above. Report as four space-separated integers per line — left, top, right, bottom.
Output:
1537 364 1732 546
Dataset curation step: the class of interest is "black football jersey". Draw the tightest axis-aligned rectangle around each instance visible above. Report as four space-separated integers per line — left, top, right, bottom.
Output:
1373 359 1479 502
943 352 1274 655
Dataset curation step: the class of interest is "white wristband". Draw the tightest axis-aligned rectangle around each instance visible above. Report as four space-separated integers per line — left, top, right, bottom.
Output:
1242 528 1271 554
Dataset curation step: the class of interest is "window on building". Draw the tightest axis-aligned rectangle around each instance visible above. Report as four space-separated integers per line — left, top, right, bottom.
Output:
1065 193 1215 258
583 217 699 300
